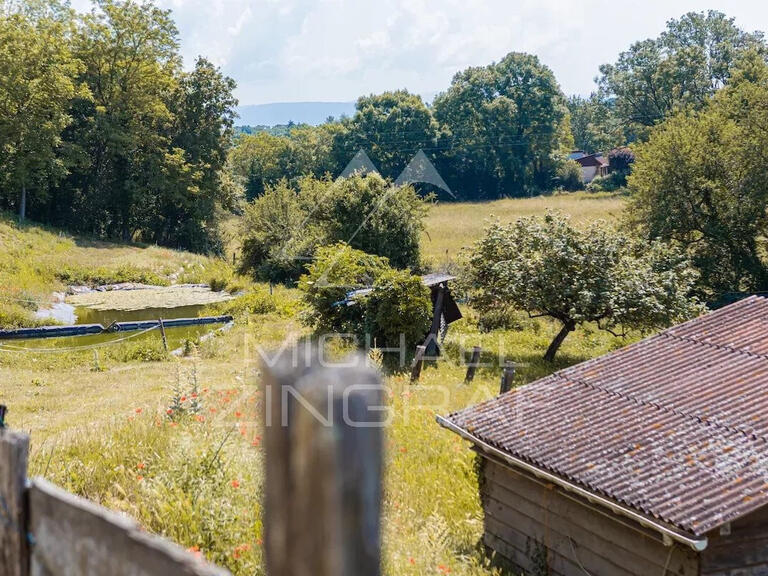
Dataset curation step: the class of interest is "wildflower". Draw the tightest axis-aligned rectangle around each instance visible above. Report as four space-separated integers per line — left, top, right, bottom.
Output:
191 392 198 399
409 558 415 565
202 388 209 394
231 479 240 489
166 408 174 415
438 564 451 574
195 415 205 423
209 407 217 413
180 396 187 402
187 546 202 559
137 462 145 470
137 475 144 482
135 408 143 414
399 447 408 454
235 411 243 419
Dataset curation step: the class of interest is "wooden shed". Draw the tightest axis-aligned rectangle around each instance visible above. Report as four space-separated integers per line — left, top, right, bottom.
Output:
439 296 768 575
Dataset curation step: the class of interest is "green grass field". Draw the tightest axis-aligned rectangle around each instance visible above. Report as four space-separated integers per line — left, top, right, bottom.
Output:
422 192 626 266
0 195 631 575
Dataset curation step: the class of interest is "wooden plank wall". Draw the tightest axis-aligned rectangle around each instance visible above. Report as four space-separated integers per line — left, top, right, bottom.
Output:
480 457 700 576
701 506 768 575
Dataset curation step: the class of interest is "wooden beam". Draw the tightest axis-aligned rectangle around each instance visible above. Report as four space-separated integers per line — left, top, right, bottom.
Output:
499 361 516 394
410 345 426 382
465 346 482 383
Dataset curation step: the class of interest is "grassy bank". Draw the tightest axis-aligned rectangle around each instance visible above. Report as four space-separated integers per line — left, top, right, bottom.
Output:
0 213 234 328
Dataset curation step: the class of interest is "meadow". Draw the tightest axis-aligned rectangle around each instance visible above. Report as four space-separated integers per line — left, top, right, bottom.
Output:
421 192 626 265
0 194 631 575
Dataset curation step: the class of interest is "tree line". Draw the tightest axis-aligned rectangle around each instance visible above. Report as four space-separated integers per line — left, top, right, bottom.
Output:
0 0 237 252
231 10 767 202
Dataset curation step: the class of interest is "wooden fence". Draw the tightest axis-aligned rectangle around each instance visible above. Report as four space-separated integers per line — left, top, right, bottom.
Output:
0 351 383 576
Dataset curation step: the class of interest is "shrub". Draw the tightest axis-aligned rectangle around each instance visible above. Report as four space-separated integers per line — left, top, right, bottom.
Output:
299 243 390 335
299 244 431 348
305 173 430 270
364 269 432 347
239 174 430 283
585 171 626 192
555 158 584 191
238 180 323 283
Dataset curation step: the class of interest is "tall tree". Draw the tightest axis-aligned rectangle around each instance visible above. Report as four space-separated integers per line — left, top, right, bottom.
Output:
629 57 768 298
434 52 569 198
0 2 83 221
340 90 438 179
567 94 625 153
599 10 766 135
67 0 180 241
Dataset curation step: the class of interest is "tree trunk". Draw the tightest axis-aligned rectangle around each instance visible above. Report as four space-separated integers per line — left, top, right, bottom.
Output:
544 321 575 362
18 183 26 223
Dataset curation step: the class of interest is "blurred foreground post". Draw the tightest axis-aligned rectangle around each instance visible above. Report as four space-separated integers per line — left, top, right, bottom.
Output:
262 351 384 576
0 405 29 576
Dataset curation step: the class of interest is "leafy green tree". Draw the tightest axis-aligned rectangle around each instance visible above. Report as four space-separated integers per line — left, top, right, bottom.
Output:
306 173 430 270
567 94 624 153
61 0 180 241
434 52 569 198
341 90 438 178
599 10 766 134
0 4 84 221
229 132 295 200
629 64 768 297
239 173 430 282
468 213 700 361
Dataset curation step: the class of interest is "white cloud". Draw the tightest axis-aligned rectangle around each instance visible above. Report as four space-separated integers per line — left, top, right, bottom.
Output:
68 0 768 104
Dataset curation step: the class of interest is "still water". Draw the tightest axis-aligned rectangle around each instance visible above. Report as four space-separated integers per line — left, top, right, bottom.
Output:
8 303 218 351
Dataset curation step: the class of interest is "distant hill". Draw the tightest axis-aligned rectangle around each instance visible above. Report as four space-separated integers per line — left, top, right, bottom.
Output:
236 101 356 127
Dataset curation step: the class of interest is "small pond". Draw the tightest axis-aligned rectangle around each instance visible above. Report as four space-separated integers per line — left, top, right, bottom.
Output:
8 286 233 352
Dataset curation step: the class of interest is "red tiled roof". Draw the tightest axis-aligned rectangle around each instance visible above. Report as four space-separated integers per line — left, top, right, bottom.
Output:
443 296 768 536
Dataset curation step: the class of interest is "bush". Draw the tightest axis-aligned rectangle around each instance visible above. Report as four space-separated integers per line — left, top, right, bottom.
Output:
364 269 432 347
555 158 584 191
586 171 626 192
238 180 323 283
299 243 431 348
299 243 390 335
239 173 430 283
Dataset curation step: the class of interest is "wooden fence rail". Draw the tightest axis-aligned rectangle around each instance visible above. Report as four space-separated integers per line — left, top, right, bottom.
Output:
0 349 383 576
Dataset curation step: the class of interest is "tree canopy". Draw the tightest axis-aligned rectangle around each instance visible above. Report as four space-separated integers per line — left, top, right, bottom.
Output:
629 58 768 299
468 213 700 361
0 0 238 252
599 10 766 135
434 52 569 198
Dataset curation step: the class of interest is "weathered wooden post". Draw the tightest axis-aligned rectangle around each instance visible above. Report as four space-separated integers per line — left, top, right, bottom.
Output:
425 283 446 356
464 346 482 383
410 345 426 382
499 361 516 394
262 350 384 576
0 405 30 576
158 318 168 353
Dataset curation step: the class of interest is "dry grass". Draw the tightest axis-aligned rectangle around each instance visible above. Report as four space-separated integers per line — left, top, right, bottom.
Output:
422 192 627 266
67 285 236 311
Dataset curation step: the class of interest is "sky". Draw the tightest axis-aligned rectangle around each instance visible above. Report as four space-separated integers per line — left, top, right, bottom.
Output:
69 0 768 105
